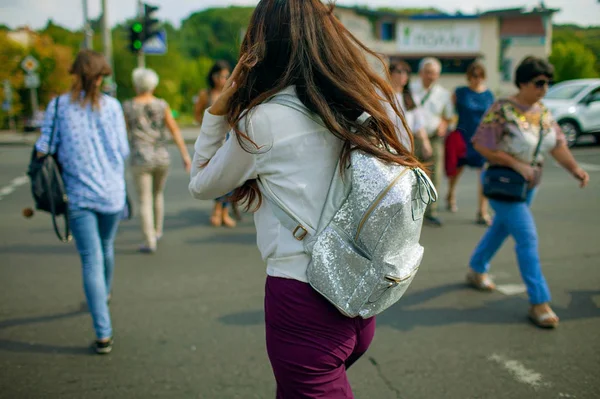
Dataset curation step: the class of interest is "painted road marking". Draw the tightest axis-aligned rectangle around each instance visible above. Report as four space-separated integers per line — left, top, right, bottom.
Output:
488 353 547 389
495 284 527 296
0 175 29 201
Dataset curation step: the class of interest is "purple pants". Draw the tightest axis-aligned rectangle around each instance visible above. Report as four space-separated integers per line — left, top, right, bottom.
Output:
265 276 376 399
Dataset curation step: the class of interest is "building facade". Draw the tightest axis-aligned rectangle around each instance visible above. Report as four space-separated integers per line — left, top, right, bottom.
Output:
334 5 558 96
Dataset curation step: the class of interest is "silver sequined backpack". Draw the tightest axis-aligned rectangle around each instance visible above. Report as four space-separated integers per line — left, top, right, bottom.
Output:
258 95 437 318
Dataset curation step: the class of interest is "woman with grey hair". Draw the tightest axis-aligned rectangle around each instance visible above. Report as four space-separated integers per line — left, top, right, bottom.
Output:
123 68 191 253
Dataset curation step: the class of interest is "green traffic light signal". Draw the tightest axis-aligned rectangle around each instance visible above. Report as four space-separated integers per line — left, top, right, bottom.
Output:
132 23 143 33
133 40 142 50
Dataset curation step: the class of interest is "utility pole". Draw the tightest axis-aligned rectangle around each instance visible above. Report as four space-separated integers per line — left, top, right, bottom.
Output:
82 0 93 49
101 0 116 95
137 0 145 68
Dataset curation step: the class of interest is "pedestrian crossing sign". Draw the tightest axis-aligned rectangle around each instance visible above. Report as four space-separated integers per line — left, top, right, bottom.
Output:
143 30 167 55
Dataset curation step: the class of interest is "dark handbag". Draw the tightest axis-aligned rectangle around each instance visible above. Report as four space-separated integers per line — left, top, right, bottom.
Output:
483 118 545 203
27 97 71 242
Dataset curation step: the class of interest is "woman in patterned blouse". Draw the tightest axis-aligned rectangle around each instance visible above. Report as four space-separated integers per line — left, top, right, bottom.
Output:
468 56 589 329
35 50 129 354
123 68 191 253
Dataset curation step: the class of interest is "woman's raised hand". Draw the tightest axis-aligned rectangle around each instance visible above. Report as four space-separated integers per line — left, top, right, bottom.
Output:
209 57 247 117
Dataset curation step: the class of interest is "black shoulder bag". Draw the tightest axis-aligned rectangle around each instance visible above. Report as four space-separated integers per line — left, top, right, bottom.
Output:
482 117 545 203
27 97 72 242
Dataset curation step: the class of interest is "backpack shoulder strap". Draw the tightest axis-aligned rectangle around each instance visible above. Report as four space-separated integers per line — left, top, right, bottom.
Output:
257 178 316 241
48 96 61 155
256 95 339 242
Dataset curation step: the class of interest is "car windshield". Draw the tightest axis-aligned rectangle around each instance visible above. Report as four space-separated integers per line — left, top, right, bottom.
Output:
545 84 589 100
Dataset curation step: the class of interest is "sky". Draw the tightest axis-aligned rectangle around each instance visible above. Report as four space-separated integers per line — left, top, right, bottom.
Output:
0 0 598 30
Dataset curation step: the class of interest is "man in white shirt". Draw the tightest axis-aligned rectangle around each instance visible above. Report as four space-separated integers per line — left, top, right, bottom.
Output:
410 57 454 227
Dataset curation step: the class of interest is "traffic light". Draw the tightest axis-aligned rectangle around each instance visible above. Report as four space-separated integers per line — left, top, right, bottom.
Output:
127 3 161 54
128 21 144 53
143 4 161 41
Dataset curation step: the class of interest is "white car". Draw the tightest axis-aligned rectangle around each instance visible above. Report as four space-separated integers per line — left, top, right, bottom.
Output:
543 79 600 147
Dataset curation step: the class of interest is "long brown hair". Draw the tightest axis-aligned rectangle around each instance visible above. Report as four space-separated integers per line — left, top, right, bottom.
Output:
228 0 422 208
389 60 417 111
69 50 112 109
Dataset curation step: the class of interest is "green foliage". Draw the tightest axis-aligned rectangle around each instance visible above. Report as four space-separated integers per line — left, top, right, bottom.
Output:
39 20 84 53
0 31 73 128
553 25 600 79
550 41 598 82
179 7 254 64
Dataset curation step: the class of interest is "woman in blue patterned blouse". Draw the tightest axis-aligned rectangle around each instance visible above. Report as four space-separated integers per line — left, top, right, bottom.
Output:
35 50 129 354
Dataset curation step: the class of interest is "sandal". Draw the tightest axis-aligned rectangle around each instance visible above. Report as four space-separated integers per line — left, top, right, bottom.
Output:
466 271 496 291
528 309 559 329
222 211 237 228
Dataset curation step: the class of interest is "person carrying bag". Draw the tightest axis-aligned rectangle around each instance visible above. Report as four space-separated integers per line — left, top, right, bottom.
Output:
466 56 590 330
33 50 130 354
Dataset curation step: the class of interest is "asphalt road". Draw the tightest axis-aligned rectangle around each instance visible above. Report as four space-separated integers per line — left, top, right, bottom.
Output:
0 144 599 399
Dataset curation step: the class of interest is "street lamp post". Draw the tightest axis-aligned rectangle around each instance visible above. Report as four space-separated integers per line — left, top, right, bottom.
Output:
100 0 116 95
137 0 145 68
82 0 93 49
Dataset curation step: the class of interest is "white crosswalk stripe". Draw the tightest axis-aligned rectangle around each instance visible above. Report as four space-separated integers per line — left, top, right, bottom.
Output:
0 175 29 201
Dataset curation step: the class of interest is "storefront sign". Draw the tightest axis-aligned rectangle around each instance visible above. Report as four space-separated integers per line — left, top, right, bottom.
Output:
397 21 481 54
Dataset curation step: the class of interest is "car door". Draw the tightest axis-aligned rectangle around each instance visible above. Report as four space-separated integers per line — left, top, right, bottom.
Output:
579 87 600 132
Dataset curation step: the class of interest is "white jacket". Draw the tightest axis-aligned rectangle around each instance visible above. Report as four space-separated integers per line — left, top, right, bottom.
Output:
189 86 409 282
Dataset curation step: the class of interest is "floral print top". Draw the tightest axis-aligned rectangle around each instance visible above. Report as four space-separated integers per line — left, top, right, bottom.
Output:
35 94 129 213
122 98 171 167
472 99 566 165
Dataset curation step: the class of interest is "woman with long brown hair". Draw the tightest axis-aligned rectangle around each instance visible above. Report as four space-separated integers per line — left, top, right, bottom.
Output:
35 50 129 354
189 1 422 396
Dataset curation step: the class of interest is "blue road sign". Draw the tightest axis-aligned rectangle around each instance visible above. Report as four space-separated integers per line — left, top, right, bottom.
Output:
143 29 167 55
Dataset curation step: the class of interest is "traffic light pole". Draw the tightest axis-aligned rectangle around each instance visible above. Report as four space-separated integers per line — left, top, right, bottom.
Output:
82 0 93 49
101 0 116 95
137 0 145 68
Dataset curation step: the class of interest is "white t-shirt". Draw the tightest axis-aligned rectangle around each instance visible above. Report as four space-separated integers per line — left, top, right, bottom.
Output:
409 80 454 137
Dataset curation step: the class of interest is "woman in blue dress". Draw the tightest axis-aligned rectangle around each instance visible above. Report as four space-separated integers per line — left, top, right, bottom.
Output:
446 62 495 225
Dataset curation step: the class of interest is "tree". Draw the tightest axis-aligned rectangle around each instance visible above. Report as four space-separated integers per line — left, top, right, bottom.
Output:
0 31 73 127
40 20 84 52
550 41 599 82
0 31 26 126
179 7 254 65
553 25 600 76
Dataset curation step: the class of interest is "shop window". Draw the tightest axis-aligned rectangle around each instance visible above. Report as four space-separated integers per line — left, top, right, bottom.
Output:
381 22 396 42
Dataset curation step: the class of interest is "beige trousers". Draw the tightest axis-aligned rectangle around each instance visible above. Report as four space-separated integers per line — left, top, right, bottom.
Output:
132 165 169 248
415 135 444 218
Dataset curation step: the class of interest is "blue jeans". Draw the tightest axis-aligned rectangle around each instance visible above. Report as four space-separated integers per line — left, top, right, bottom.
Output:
69 209 121 339
469 189 551 305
